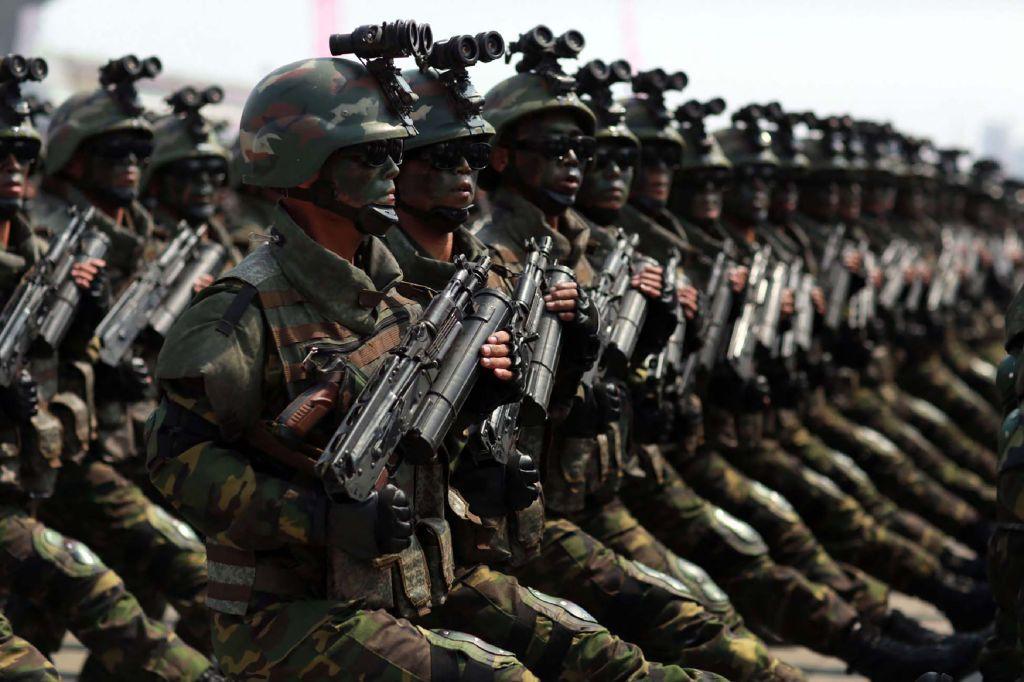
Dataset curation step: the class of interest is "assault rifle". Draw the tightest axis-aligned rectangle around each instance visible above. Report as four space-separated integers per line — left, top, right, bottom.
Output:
848 240 876 331
725 246 771 381
93 224 226 366
694 249 732 377
468 237 554 465
821 224 851 331
580 230 639 386
647 249 683 389
780 260 808 360
756 259 788 355
0 207 107 386
317 255 491 502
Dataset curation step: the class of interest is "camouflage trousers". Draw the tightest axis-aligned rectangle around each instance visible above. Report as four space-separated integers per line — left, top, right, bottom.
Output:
0 611 59 682
37 458 210 656
0 505 210 680
898 353 1001 451
942 336 1001 412
878 382 999 482
591 477 860 658
710 428 961 605
512 518 800 681
659 441 889 622
771 410 956 559
212 564 720 681
805 400 988 549
838 387 996 516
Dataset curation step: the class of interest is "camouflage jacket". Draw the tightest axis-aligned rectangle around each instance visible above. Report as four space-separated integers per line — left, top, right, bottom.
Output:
148 203 458 619
381 224 496 291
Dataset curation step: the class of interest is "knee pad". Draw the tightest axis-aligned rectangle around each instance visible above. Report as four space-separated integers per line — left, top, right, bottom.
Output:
710 507 768 556
145 504 203 553
425 628 521 681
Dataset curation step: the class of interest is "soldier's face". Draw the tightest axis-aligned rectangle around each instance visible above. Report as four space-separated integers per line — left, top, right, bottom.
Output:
155 156 227 223
679 175 724 223
862 182 896 215
0 149 34 203
771 178 800 216
396 140 484 213
800 178 840 221
726 169 771 224
80 131 153 204
324 146 401 208
509 112 586 205
838 181 862 222
896 184 926 219
632 142 680 207
578 141 636 212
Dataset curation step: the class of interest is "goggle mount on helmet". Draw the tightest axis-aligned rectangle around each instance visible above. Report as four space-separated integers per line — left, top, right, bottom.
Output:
507 25 585 96
330 19 434 134
675 96 726 152
731 103 775 153
165 85 224 144
99 54 162 116
418 30 505 130
763 103 814 159
0 54 48 127
631 68 687 130
575 58 632 128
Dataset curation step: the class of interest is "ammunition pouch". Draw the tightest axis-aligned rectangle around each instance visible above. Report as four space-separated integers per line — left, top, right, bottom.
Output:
17 410 63 499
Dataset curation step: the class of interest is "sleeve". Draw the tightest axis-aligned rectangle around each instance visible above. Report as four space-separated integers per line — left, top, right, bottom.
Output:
147 283 327 550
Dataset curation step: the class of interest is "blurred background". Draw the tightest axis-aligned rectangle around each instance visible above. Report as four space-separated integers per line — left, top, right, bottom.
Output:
6 0 1022 171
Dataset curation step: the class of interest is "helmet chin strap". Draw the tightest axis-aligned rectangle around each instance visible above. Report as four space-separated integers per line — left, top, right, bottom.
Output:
503 162 575 218
397 200 469 234
283 177 399 237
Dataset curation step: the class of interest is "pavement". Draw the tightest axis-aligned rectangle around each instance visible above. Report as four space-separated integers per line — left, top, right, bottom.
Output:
49 592 985 680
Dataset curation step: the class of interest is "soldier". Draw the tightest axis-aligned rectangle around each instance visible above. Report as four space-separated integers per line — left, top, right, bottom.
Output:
218 138 278 249
0 611 59 682
0 53 217 681
381 37 719 680
146 29 722 681
26 54 211 657
143 84 245 264
468 30 799 680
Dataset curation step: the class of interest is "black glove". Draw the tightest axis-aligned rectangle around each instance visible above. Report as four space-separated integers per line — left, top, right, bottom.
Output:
452 451 541 518
0 370 38 420
327 483 413 559
120 356 153 401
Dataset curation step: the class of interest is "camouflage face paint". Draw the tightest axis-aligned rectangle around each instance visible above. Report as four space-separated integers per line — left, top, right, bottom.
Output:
157 161 226 224
396 158 478 212
324 152 399 208
578 142 635 213
510 112 585 209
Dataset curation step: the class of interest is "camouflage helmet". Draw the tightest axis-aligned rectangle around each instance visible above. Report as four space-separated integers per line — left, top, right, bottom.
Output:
45 54 160 176
0 55 48 150
674 98 730 174
623 97 684 148
403 67 494 150
859 122 905 179
897 135 938 183
483 72 595 143
798 115 849 177
239 58 411 188
143 86 230 189
997 354 1018 414
968 158 1004 200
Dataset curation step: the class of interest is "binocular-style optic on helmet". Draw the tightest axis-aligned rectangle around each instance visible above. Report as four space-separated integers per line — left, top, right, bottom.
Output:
508 25 585 80
632 68 687 97
675 97 726 124
575 58 632 96
166 85 224 115
100 54 161 87
330 20 433 60
0 54 48 84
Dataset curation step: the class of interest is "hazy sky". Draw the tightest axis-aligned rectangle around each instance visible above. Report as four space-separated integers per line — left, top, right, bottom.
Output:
18 0 1024 164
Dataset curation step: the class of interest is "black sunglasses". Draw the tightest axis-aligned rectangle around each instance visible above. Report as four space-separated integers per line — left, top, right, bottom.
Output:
87 134 154 161
736 164 776 181
640 144 682 170
347 138 404 168
410 140 492 171
592 145 639 171
167 156 229 178
515 134 596 164
0 138 40 164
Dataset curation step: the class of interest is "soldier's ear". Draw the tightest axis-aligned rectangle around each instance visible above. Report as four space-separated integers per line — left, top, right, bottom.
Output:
490 146 509 174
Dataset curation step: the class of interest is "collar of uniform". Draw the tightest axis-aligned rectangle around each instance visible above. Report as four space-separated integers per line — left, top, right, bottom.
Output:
383 225 486 292
487 187 591 265
45 177 154 237
619 204 693 255
266 204 403 335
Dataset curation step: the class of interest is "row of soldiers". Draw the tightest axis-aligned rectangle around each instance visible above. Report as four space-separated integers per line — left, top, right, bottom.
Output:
0 19 1020 681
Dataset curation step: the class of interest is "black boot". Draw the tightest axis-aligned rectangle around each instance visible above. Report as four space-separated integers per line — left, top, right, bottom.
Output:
915 570 995 631
883 608 986 654
840 621 978 681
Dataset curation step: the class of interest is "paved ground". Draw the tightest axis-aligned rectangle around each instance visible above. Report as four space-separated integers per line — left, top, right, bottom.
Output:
50 592 983 680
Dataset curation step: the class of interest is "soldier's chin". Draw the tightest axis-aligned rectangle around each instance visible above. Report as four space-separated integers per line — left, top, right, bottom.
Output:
99 186 138 207
0 196 22 218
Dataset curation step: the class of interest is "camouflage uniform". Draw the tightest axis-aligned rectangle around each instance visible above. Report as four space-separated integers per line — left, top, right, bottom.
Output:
473 188 790 680
31 96 210 653
0 611 58 682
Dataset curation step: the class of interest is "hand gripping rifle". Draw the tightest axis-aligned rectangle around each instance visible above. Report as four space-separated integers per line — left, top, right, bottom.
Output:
317 255 490 502
725 246 771 382
690 249 732 384
93 223 226 366
0 207 106 386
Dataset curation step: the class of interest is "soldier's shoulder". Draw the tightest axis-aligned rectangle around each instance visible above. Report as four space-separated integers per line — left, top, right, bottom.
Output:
27 191 72 233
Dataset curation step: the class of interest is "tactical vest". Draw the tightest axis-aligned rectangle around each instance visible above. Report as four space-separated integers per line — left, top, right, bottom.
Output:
205 247 455 620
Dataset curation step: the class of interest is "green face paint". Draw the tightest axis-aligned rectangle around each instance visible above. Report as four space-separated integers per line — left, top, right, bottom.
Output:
578 141 635 213
396 158 478 213
324 152 399 209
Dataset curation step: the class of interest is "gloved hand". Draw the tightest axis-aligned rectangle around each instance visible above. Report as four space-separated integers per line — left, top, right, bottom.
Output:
327 483 413 559
452 451 540 518
0 370 38 420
